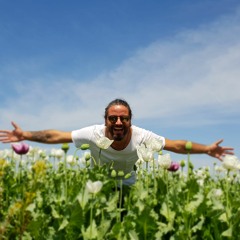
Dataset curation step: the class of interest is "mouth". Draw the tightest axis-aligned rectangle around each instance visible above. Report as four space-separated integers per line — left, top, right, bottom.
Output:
113 127 124 133
110 126 127 141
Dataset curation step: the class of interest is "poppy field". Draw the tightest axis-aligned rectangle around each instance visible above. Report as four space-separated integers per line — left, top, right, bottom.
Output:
0 142 240 239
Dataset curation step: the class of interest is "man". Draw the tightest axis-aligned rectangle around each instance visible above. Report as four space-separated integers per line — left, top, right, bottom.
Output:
0 98 234 185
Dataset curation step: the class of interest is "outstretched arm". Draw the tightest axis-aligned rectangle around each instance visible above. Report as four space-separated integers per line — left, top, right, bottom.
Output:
0 121 73 144
164 138 234 161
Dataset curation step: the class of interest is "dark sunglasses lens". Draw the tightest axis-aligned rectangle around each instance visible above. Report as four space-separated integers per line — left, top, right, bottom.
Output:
108 116 129 123
108 116 118 123
120 116 129 122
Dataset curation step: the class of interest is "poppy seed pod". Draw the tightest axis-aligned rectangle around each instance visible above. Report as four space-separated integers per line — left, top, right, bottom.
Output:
61 143 70 153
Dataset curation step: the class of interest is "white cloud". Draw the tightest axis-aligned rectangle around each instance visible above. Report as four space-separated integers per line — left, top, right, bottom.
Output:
1 8 240 132
92 10 240 124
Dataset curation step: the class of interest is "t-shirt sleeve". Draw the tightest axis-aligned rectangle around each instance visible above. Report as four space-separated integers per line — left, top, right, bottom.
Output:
71 125 95 148
148 131 166 149
133 126 165 149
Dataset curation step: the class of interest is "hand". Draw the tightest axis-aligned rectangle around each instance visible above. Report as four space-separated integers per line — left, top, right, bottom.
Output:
0 122 24 143
207 139 234 161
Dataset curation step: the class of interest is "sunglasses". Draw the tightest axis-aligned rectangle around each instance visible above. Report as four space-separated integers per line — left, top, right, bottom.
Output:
108 115 130 124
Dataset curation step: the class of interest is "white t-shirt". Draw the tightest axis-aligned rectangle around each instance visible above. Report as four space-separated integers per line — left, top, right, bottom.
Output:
71 124 165 185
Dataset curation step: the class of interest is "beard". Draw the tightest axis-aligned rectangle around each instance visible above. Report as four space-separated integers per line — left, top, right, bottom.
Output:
113 134 125 141
109 125 129 141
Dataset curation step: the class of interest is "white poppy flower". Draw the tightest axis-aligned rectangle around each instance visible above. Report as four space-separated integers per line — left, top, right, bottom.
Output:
214 165 226 173
51 149 64 159
96 136 114 149
66 155 76 164
136 144 154 162
222 155 240 171
136 158 144 166
26 146 34 156
194 168 209 179
86 180 103 194
145 138 164 152
0 149 11 159
213 189 223 198
158 153 172 169
197 179 204 187
94 129 113 149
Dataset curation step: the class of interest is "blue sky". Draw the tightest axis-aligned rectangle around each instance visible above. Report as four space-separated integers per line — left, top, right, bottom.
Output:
0 0 239 169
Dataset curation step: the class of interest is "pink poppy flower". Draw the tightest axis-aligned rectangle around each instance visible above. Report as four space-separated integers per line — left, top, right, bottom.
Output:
11 142 30 155
168 162 180 172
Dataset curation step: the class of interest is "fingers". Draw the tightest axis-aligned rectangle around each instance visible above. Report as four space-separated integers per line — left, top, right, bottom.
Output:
215 139 223 145
0 130 9 141
214 139 234 154
224 147 234 151
0 130 11 134
11 121 19 129
223 150 235 155
0 139 12 143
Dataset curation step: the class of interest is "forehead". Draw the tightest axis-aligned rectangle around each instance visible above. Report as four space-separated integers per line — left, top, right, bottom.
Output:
107 105 129 116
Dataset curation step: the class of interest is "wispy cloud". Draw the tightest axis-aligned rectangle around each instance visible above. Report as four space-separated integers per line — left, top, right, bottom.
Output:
1 8 240 131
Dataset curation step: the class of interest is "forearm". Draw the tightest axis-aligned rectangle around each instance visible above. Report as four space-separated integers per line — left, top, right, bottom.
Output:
164 139 209 154
23 130 72 144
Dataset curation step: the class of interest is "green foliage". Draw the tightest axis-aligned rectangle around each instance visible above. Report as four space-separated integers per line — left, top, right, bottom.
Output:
0 149 240 239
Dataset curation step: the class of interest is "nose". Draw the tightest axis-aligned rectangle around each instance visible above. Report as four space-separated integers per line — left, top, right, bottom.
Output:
116 117 123 124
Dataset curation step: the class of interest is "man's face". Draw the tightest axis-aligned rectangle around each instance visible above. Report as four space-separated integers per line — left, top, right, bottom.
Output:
105 105 131 141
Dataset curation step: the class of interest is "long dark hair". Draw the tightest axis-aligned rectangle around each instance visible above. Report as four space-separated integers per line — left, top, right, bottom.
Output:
104 98 132 119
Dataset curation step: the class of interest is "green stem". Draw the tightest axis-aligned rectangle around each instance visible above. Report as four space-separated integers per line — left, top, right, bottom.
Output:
64 152 68 200
225 170 231 225
152 160 157 194
118 179 123 222
115 180 119 222
91 156 97 167
146 170 149 194
144 220 147 240
98 149 102 166
90 194 94 239
187 152 190 181
165 170 170 217
19 155 23 198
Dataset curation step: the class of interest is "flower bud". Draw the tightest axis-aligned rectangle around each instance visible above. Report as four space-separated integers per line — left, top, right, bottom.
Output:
189 161 194 170
180 160 186 168
84 152 91 161
118 171 124 177
80 144 90 150
37 199 43 208
185 141 192 151
111 169 117 177
158 150 163 155
124 173 132 179
39 151 47 159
